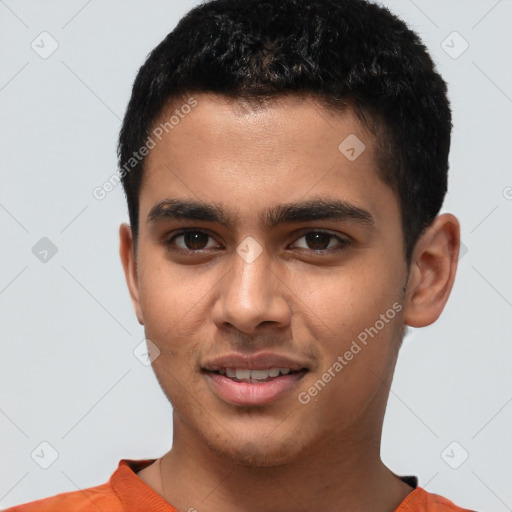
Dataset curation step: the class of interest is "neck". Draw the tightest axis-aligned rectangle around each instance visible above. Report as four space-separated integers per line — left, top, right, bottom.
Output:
148 418 412 512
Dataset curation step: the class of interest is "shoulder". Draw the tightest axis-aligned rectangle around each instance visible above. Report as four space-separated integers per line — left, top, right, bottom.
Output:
1 482 121 512
1 459 157 512
396 487 476 512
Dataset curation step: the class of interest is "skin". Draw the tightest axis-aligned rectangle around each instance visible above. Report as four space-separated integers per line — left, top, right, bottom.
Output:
119 93 460 512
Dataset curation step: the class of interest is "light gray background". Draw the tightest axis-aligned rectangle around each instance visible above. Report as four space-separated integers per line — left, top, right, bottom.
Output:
1 0 511 510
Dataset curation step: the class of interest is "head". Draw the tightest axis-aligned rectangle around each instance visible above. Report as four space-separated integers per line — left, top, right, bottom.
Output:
118 0 460 467
119 0 452 263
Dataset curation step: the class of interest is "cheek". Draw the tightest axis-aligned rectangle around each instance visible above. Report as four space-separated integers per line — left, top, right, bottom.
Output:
290 259 401 332
139 267 207 401
289 259 405 399
138 256 206 325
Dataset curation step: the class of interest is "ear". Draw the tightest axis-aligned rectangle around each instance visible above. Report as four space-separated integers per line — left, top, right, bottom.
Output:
119 223 144 325
403 213 460 328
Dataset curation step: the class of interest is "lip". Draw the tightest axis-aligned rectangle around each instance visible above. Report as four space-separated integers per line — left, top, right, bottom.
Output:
202 351 309 406
204 370 307 406
202 351 308 372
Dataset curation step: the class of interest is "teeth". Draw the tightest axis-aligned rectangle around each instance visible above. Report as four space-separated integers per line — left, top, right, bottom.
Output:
235 369 251 380
250 369 270 380
220 368 295 381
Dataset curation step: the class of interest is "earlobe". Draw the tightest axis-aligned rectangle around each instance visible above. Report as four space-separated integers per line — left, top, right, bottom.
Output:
119 223 144 325
403 214 460 328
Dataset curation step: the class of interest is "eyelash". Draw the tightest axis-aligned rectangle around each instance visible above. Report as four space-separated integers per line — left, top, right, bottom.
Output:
164 229 351 255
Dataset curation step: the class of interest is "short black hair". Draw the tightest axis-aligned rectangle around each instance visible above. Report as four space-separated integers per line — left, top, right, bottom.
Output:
118 0 451 261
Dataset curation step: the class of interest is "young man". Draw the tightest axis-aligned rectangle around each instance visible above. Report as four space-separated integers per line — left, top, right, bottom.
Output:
7 0 475 510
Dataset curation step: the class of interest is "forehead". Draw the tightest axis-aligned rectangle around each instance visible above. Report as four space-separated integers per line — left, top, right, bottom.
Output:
150 93 368 152
139 93 398 228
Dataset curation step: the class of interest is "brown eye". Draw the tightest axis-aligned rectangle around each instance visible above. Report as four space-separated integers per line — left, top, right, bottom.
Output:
291 231 350 252
169 231 218 251
183 232 209 250
304 232 332 250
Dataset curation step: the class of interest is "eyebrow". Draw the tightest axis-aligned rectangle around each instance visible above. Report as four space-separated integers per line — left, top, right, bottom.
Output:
147 198 374 228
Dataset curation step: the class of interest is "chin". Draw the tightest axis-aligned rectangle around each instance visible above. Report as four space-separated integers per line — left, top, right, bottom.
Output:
203 428 307 468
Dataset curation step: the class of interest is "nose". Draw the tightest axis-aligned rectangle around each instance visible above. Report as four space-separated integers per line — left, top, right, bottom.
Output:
211 244 292 334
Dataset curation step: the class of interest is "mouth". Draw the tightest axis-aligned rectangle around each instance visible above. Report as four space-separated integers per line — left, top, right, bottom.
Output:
207 366 305 382
202 364 309 406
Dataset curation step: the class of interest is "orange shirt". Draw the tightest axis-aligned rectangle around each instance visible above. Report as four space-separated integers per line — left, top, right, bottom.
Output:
4 459 474 512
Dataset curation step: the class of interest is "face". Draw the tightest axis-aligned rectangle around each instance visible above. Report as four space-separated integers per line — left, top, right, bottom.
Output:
121 93 411 466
